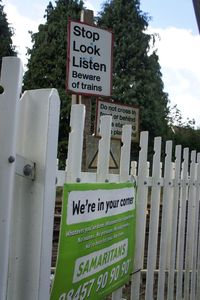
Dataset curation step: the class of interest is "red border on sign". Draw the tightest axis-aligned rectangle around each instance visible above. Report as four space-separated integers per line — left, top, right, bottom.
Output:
95 98 140 141
66 18 72 95
66 19 114 97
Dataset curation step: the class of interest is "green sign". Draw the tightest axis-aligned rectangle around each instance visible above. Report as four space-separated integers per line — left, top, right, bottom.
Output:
50 182 136 300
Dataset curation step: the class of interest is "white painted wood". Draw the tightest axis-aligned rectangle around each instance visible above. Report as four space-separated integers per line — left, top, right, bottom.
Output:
56 170 65 186
95 115 123 300
7 89 60 300
112 289 124 300
191 158 199 300
145 137 162 300
97 114 123 299
112 125 132 300
166 161 175 269
120 125 132 181
176 148 189 300
66 104 85 183
157 141 173 300
184 151 196 299
57 171 127 186
167 145 182 300
0 57 23 300
131 131 149 300
131 161 137 177
71 94 77 105
96 115 112 182
196 153 200 299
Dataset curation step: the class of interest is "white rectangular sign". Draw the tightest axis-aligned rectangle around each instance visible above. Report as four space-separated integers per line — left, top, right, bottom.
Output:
96 99 139 141
67 187 135 225
67 20 113 97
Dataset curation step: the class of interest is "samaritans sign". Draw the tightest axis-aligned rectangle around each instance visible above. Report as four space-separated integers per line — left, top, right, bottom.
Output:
67 20 113 97
50 182 136 300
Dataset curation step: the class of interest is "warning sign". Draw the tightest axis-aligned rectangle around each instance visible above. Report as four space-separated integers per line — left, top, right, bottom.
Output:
67 20 113 97
96 99 139 142
88 150 118 169
86 136 120 173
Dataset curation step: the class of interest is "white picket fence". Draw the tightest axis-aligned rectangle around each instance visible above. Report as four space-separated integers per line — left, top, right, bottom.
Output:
56 108 200 300
1 57 200 300
132 135 200 300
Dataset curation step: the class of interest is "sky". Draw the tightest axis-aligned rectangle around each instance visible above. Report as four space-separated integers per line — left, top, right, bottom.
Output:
2 0 200 126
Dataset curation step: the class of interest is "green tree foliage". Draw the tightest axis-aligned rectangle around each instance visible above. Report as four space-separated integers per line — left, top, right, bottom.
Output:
97 0 169 143
167 105 200 153
0 0 16 69
23 0 84 167
172 126 200 153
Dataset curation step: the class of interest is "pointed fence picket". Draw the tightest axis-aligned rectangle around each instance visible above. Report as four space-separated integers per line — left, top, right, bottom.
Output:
145 137 162 300
157 141 173 300
167 145 182 300
194 153 200 297
131 132 149 300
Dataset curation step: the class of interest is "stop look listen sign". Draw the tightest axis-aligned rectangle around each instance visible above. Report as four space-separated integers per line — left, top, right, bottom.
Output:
67 20 113 97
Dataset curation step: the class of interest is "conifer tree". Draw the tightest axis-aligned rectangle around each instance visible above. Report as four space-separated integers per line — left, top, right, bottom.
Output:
0 0 16 69
97 0 169 141
23 0 84 166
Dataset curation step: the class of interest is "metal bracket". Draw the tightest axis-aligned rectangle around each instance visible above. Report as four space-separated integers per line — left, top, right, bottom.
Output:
15 154 36 180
